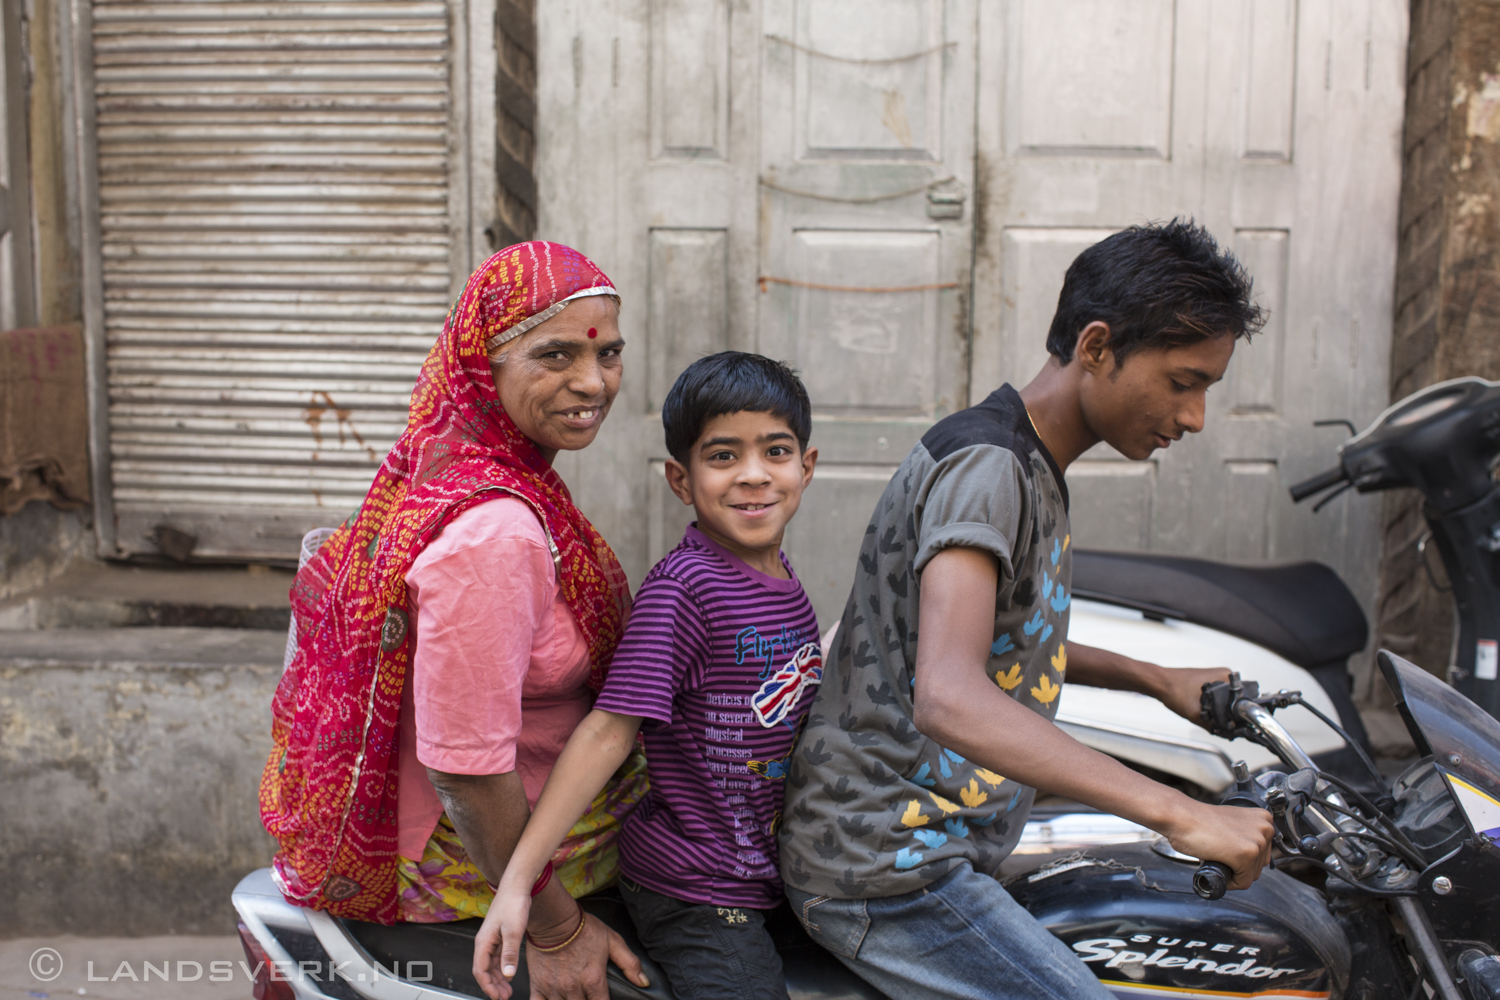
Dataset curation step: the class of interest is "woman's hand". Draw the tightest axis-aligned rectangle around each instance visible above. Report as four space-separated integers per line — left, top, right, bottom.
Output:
474 875 649 1000
525 911 649 1000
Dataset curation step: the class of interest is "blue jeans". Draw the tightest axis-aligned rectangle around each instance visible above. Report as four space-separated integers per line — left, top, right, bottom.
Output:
785 863 1113 1000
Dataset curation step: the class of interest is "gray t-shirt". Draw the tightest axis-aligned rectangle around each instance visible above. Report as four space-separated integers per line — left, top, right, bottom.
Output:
779 385 1072 899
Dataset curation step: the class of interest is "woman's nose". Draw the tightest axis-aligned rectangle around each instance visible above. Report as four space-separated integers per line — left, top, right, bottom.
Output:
569 359 606 397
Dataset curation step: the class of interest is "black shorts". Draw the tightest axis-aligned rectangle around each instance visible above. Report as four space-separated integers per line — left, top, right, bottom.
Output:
618 877 789 1000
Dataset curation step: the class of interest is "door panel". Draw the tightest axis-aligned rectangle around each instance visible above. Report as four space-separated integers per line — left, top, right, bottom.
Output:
973 0 1405 629
541 0 1404 635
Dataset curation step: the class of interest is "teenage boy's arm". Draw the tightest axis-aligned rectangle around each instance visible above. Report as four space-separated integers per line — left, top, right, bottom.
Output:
1063 643 1229 725
911 546 1273 888
472 708 649 1000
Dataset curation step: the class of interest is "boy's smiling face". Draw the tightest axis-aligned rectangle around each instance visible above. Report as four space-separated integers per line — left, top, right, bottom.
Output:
665 410 818 572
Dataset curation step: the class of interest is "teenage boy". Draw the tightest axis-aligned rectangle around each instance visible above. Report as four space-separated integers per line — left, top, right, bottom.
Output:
779 220 1278 1000
478 352 822 1000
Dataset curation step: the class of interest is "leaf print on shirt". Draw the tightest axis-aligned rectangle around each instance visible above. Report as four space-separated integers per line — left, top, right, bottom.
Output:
837 814 875 838
900 800 929 827
1051 644 1067 675
929 792 960 815
1063 533 1071 552
991 632 1015 656
945 817 970 838
938 753 954 779
894 846 924 870
913 828 947 849
1022 610 1046 636
1040 622 1054 643
975 767 1006 787
1051 537 1062 567
995 663 1024 691
959 779 989 808
1031 674 1061 705
911 761 936 787
1050 587 1071 613
1014 576 1037 608
1041 570 1053 601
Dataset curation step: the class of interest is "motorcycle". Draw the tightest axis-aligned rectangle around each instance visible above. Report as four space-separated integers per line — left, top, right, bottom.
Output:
232 650 1500 999
232 377 1500 998
1009 651 1500 1000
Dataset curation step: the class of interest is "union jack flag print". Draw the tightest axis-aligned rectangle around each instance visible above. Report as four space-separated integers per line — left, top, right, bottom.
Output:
751 642 823 729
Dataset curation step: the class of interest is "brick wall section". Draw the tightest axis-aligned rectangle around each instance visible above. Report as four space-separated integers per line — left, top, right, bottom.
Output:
493 0 537 249
1373 0 1500 689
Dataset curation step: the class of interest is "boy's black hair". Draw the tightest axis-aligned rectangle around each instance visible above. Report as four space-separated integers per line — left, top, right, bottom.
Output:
1046 218 1266 366
662 352 812 464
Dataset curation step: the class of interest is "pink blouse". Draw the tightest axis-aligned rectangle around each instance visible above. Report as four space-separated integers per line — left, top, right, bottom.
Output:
395 497 592 861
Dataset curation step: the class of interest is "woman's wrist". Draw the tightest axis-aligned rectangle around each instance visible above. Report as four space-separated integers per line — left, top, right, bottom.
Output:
525 877 582 940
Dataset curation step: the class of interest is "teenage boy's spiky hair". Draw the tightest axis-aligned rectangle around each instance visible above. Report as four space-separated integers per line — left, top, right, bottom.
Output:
1046 218 1266 366
662 352 812 464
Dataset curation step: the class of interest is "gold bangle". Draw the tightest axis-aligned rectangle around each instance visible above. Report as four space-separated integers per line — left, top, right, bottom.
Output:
526 906 586 953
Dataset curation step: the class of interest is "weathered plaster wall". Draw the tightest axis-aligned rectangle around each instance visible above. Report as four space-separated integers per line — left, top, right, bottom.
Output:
0 630 282 936
0 500 91 601
1374 0 1500 687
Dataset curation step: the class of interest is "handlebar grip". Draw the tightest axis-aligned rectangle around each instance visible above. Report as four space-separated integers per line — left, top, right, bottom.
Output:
1193 861 1232 900
1289 466 1347 503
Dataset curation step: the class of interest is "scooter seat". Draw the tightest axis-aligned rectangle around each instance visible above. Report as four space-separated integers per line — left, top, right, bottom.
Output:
1071 549 1368 669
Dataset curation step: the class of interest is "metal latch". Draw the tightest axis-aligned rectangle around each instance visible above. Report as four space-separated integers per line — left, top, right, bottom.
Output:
927 180 966 220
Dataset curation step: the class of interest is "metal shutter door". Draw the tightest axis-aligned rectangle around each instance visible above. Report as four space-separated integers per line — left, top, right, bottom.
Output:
88 0 456 560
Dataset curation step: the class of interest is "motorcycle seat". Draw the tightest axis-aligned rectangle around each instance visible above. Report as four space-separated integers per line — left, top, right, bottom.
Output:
1071 549 1369 669
337 887 887 999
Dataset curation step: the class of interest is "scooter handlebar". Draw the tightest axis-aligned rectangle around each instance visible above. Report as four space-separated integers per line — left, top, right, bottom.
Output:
1193 861 1232 900
1289 466 1347 503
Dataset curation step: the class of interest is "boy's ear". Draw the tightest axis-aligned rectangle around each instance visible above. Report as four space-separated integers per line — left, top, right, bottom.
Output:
800 445 818 489
1074 321 1116 377
663 458 695 507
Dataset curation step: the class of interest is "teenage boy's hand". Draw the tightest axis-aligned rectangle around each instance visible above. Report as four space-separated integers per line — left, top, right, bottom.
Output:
1161 799 1275 891
1153 665 1231 727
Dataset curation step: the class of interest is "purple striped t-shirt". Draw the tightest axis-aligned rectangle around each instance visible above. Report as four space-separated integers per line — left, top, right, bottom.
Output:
594 524 820 908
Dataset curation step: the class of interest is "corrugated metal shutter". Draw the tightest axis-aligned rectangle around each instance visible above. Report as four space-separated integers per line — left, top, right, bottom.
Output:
92 0 454 560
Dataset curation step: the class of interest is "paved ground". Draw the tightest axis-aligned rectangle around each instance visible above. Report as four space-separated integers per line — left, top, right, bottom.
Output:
0 936 250 1000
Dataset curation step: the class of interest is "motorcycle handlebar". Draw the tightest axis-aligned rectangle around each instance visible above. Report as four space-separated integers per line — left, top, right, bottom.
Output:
1289 466 1347 503
1193 861 1232 900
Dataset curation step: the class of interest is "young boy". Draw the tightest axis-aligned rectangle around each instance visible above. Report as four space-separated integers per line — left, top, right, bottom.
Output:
479 352 821 1000
778 220 1278 1000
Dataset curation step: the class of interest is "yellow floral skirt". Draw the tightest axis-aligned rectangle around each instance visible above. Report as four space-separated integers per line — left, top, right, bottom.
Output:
395 749 649 922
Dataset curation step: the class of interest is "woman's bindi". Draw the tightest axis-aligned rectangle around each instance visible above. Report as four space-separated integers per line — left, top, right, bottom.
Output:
587 327 598 339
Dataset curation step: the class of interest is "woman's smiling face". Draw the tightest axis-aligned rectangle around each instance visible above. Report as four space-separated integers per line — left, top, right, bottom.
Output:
490 295 624 461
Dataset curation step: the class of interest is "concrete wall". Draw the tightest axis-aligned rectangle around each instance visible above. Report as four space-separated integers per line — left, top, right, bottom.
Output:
1373 0 1500 687
0 629 282 936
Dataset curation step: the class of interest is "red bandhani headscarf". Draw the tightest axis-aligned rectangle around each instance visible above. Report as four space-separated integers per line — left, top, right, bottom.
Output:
259 241 631 923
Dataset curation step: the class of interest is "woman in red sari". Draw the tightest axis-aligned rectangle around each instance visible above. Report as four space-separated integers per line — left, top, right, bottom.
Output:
260 242 651 994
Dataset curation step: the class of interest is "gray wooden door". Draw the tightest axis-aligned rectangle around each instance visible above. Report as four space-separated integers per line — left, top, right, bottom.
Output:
970 0 1406 622
538 0 1405 628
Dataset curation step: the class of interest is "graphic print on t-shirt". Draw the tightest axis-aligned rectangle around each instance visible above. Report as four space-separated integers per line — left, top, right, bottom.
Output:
592 525 820 907
778 385 1072 901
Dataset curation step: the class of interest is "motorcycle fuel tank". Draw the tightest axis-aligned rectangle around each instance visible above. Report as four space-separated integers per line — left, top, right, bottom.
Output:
1007 844 1351 1000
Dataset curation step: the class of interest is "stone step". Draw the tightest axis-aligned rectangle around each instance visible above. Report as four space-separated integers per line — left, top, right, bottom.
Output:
0 562 293 630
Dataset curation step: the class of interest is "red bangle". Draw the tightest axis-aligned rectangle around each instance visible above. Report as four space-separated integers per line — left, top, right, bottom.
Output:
531 860 555 897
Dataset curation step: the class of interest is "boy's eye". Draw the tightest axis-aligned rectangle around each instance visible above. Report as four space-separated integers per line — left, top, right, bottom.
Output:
767 445 791 457
709 450 735 462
